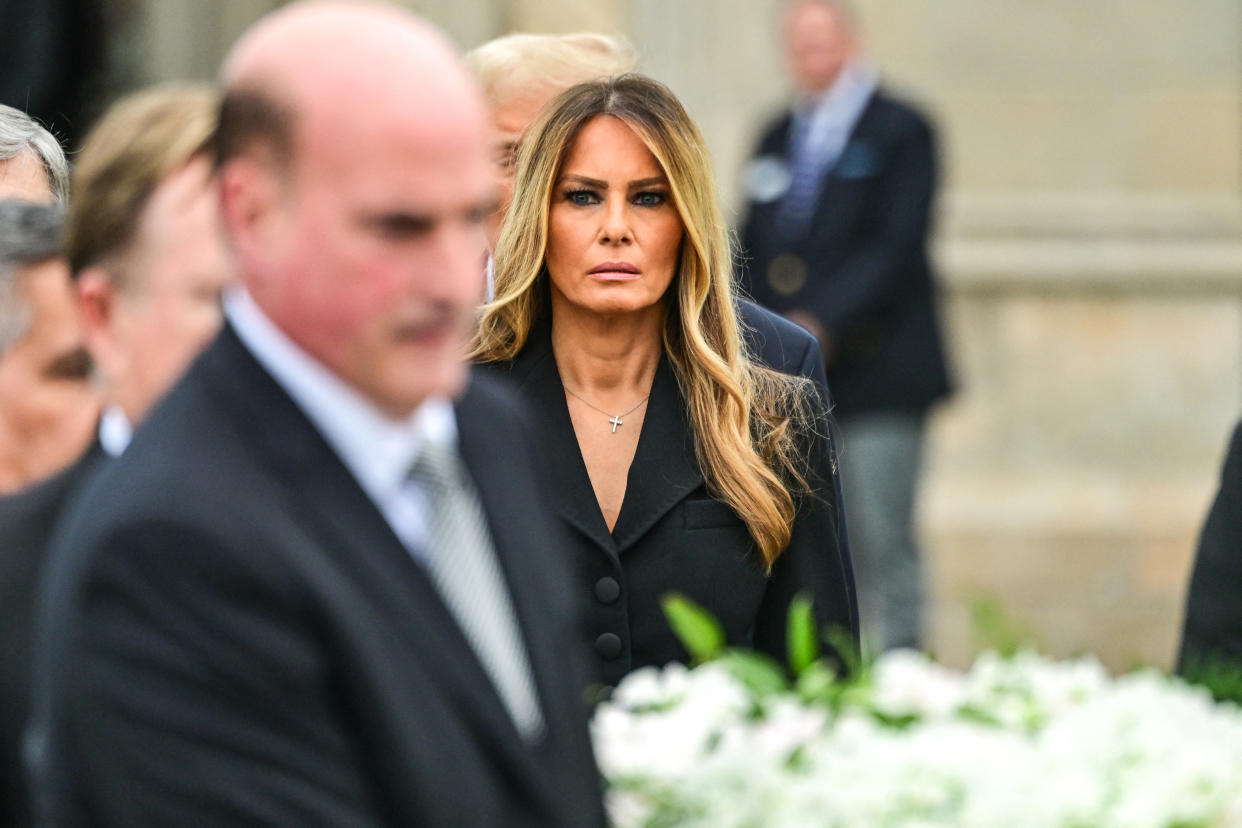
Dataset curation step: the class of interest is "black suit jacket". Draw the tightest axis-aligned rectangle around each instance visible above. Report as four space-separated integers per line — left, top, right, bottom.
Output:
0 440 105 828
1178 419 1242 674
480 301 858 689
739 89 952 416
28 325 605 827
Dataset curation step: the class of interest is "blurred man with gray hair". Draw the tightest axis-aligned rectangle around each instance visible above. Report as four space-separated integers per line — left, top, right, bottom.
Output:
0 202 97 497
0 104 69 205
0 105 92 499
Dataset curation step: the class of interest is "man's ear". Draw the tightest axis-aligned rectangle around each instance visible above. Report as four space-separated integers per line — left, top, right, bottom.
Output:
77 267 115 333
218 155 284 260
76 266 121 377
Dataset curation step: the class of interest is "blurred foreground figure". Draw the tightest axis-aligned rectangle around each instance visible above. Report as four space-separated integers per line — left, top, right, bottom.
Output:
1178 420 1242 676
27 2 604 826
0 85 228 827
0 105 69 205
739 0 951 652
0 202 95 497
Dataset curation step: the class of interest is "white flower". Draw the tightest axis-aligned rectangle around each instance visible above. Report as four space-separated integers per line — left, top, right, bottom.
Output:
870 648 966 719
592 650 1242 827
609 662 690 709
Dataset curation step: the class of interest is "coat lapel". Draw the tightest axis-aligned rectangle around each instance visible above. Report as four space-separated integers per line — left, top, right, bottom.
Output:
609 355 702 552
807 92 882 237
200 326 546 784
507 327 618 553
507 325 704 556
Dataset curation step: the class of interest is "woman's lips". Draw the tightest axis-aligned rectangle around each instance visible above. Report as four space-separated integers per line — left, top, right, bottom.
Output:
588 261 641 280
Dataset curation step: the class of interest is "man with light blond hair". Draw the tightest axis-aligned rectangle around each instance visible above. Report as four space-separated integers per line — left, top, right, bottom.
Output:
29 3 604 825
466 32 636 253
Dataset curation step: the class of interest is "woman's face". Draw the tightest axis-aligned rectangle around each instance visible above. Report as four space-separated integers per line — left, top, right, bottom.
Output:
545 115 684 318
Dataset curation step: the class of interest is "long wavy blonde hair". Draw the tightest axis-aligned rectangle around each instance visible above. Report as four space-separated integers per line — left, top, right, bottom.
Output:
472 74 813 569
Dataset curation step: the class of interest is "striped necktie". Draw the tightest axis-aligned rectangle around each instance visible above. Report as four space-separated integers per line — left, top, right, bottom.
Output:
777 112 824 238
408 440 545 740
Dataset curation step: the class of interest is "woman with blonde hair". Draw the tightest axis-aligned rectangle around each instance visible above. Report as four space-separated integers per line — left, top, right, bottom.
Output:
474 74 857 688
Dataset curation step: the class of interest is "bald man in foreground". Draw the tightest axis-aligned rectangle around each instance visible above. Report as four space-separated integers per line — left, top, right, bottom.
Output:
27 3 604 825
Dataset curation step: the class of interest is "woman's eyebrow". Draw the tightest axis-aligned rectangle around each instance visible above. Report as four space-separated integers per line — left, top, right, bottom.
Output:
559 173 608 188
556 174 669 189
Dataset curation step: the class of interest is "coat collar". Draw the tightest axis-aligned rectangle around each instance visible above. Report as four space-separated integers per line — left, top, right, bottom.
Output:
507 321 703 555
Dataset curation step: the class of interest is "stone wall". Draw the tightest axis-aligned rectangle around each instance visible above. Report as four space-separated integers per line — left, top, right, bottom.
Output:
930 197 1242 669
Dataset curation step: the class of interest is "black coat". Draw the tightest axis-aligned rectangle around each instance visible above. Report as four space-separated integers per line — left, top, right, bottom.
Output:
1178 419 1242 674
0 440 105 828
27 325 605 827
481 301 858 689
739 89 952 416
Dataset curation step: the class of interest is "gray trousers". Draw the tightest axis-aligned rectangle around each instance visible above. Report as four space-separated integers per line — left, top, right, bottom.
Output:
836 411 927 653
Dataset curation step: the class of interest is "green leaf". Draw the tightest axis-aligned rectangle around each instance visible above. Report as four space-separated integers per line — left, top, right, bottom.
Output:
794 660 839 704
717 650 789 698
661 593 725 664
786 594 820 676
824 624 864 679
968 595 1037 657
1180 654 1242 706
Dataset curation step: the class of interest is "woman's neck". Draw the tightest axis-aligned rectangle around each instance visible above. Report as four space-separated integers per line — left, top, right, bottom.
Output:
550 300 664 404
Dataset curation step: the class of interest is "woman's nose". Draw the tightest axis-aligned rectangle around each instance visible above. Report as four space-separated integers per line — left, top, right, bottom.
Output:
598 199 632 244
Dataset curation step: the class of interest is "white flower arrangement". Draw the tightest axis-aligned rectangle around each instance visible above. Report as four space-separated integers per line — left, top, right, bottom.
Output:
592 597 1242 828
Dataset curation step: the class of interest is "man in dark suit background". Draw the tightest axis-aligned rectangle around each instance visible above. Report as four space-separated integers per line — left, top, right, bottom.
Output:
27 2 604 825
739 0 952 652
1178 419 1242 676
0 85 230 826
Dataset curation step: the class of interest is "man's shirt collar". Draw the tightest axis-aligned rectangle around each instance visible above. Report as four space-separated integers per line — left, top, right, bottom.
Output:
223 286 456 501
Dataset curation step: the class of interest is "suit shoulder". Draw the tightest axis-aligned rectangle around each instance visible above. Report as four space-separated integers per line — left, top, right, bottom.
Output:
867 90 935 137
750 109 794 155
738 300 820 373
1224 419 1242 469
464 367 528 411
461 368 537 436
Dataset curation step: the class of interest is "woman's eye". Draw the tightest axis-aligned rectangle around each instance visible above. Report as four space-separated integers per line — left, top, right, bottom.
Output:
634 191 665 207
566 189 598 206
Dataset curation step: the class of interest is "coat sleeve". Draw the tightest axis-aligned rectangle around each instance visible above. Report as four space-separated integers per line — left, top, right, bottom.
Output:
1178 420 1242 675
804 111 938 341
752 338 860 673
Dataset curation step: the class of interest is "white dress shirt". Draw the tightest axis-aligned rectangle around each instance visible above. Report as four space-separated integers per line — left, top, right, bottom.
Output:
223 286 455 556
97 405 133 458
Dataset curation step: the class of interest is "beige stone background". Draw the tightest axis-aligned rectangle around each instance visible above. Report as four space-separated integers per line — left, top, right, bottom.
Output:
123 0 1242 671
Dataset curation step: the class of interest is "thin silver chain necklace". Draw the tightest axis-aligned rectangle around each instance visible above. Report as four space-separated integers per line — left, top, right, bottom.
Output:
563 385 650 433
